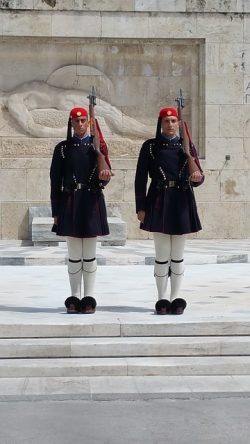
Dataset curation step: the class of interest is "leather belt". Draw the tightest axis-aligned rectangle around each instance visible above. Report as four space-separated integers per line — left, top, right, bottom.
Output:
164 180 177 188
63 183 89 192
74 183 88 190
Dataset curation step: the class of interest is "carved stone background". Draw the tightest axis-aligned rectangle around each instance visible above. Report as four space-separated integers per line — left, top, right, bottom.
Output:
0 39 201 140
0 37 202 240
0 2 250 239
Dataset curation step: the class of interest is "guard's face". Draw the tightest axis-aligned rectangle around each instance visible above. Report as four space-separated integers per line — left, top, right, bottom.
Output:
71 116 88 138
161 116 179 138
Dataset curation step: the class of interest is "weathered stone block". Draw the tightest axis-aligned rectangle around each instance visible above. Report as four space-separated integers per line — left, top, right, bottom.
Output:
0 169 26 201
198 202 247 238
82 0 134 11
2 11 52 36
206 43 246 74
2 158 50 169
1 40 80 92
27 169 50 201
33 0 82 10
124 169 136 203
28 205 51 238
148 14 196 38
243 1 250 13
101 12 149 38
52 12 101 37
205 137 246 170
32 217 63 244
135 0 186 12
1 203 29 239
193 170 220 202
112 76 159 108
244 16 250 42
101 216 127 246
206 74 243 105
0 11 3 35
245 203 250 236
244 77 250 105
206 105 220 137
1 138 56 158
220 105 245 138
103 170 124 202
243 138 250 161
108 202 151 240
31 216 127 246
196 13 243 43
221 170 250 202
111 159 137 171
187 0 239 13
34 0 135 11
0 0 34 9
243 103 250 137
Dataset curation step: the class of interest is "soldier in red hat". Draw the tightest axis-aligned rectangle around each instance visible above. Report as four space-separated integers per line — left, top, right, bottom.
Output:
50 107 111 313
135 107 204 315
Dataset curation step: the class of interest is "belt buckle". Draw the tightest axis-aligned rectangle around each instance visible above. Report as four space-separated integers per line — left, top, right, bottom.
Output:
165 181 175 189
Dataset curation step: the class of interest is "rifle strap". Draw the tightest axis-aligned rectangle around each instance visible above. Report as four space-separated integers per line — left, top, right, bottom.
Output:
95 119 111 169
184 121 203 172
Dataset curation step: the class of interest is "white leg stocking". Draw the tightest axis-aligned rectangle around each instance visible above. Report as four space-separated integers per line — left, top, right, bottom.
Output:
82 238 97 297
66 237 97 298
66 237 83 298
169 235 186 301
153 233 171 300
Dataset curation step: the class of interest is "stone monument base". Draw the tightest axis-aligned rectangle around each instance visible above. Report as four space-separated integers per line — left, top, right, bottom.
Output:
29 207 127 247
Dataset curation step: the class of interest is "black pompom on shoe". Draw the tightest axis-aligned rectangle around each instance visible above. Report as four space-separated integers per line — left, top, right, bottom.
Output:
64 296 81 313
80 296 97 314
155 299 171 315
171 298 187 315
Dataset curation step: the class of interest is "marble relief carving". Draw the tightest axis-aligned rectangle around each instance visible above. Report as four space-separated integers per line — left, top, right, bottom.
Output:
0 66 154 140
0 40 200 143
0 39 201 239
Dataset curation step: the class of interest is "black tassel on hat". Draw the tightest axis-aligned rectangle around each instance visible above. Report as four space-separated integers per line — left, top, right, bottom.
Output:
155 116 162 140
67 117 72 141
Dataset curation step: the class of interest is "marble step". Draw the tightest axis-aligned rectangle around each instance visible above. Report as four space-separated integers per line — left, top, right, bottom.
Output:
1 375 250 401
1 336 250 359
0 320 250 338
1 356 250 378
31 216 127 246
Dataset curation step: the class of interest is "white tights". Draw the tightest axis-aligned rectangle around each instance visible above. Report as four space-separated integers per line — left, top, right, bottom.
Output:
66 237 97 298
153 233 186 301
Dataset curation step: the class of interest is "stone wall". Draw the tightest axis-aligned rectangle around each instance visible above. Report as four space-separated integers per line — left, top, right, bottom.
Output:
0 0 250 239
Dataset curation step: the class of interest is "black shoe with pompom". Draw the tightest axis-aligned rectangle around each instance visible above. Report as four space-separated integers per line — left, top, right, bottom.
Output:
80 296 97 314
64 296 81 313
155 299 171 315
171 298 187 315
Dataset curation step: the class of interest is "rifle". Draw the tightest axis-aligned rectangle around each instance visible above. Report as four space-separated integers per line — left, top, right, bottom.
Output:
175 89 203 179
87 86 112 174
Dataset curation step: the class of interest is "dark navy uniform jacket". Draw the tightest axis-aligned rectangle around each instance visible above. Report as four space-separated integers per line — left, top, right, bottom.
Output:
135 135 203 235
50 135 109 238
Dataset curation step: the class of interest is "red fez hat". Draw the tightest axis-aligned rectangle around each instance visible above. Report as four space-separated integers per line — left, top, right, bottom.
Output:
69 107 88 119
159 107 178 119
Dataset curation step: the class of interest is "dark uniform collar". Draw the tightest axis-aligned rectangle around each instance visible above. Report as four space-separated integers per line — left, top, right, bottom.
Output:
72 134 91 143
160 134 180 146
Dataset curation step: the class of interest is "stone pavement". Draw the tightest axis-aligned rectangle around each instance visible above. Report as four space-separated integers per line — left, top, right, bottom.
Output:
0 244 249 400
0 238 250 265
